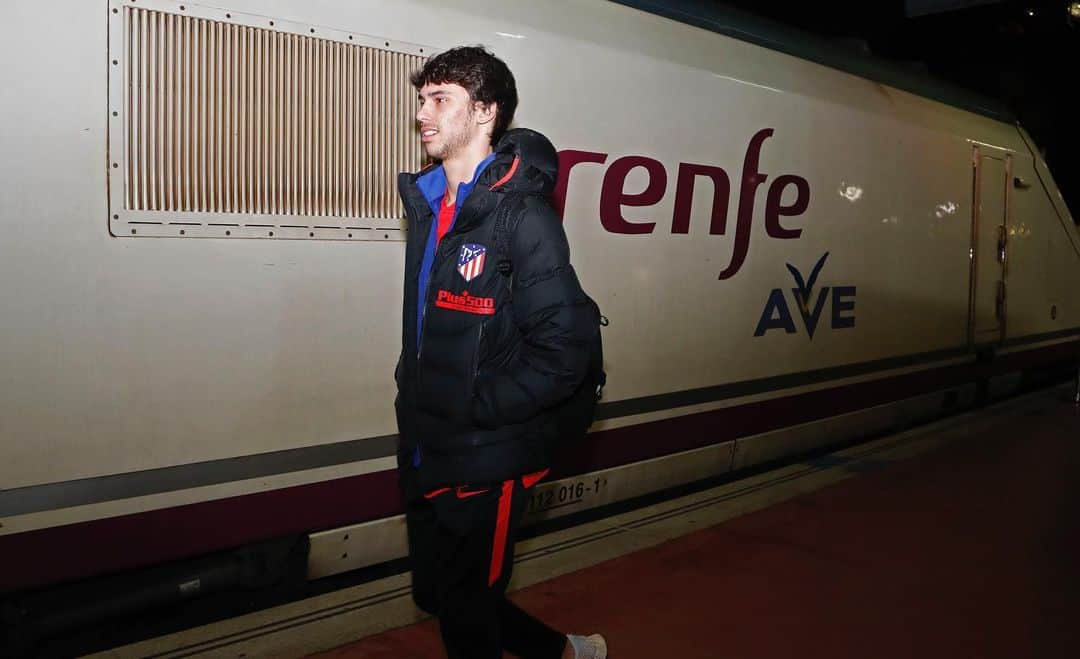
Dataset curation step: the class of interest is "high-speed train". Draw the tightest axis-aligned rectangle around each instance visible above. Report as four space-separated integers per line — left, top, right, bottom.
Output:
1 0 1078 641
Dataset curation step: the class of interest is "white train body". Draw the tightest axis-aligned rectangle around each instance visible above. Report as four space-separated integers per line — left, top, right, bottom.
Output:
1 0 1078 595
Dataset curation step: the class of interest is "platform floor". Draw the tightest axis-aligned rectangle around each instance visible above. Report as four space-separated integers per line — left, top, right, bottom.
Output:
310 389 1080 659
91 387 1080 659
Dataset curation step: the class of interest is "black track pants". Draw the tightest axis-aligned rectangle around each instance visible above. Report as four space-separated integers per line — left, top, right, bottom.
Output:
405 472 567 659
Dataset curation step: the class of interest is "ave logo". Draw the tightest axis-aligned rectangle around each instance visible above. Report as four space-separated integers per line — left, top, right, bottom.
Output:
754 252 856 339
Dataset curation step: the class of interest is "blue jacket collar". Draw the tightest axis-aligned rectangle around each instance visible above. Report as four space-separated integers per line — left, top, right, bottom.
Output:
415 153 497 216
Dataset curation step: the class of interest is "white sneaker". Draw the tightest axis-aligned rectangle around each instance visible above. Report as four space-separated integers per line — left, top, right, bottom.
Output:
567 633 607 659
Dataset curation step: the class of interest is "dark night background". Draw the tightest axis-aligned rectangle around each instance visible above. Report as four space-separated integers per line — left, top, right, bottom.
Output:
720 0 1080 217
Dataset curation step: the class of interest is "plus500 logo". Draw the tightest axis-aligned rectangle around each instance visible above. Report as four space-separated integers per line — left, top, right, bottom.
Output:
754 253 855 339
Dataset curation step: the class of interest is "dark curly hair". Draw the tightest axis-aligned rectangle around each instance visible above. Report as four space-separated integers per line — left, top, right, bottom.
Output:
410 46 518 145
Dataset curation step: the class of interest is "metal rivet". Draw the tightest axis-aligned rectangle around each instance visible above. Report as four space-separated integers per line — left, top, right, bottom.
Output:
112 163 118 168
269 21 274 26
384 234 389 239
180 229 186 235
341 553 348 559
112 8 118 14
112 111 118 117
179 5 185 10
348 233 353 238
226 230 231 236
309 231 314 237
225 13 231 18
348 35 353 41
310 28 315 34
131 229 137 234
344 534 350 540
112 60 118 65
113 214 119 220
269 231 274 237
384 41 389 47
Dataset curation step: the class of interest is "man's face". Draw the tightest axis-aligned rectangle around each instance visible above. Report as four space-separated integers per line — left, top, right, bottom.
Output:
415 82 490 161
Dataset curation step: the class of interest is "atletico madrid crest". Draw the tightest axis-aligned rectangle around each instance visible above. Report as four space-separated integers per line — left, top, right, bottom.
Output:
457 243 487 282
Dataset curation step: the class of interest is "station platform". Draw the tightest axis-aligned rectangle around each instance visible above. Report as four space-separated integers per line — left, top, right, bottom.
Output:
94 385 1079 659
311 387 1078 659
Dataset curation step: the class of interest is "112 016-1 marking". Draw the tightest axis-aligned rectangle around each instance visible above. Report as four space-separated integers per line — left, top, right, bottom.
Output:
528 477 609 514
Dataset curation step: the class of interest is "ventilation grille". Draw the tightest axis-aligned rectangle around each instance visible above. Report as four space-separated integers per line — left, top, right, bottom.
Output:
108 1 428 240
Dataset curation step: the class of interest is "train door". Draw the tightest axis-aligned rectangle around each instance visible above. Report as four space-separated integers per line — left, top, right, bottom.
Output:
968 145 1012 347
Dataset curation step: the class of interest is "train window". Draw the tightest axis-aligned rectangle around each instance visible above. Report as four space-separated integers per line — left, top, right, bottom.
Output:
107 1 430 241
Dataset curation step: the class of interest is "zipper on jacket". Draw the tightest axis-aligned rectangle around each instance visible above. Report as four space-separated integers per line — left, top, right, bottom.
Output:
402 181 433 360
400 179 433 470
417 237 456 359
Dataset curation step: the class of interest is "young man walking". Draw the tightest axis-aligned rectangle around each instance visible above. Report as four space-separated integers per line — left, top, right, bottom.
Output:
394 46 606 659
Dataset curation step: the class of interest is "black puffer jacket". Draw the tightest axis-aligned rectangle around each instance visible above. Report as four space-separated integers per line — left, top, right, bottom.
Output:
395 128 596 497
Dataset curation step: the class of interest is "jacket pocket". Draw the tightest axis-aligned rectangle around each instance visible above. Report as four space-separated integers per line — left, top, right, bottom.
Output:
474 307 517 375
416 322 482 425
474 323 484 380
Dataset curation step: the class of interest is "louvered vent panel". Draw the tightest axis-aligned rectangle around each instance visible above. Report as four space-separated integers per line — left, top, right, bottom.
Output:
109 2 427 240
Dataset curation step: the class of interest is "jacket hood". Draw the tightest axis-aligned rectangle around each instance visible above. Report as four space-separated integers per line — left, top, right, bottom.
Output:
489 128 559 195
400 128 559 202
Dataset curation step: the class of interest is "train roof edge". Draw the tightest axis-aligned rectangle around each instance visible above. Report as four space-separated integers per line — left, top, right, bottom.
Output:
608 0 1016 124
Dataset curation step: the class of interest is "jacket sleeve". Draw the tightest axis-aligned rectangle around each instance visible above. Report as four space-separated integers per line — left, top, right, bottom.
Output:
471 197 596 428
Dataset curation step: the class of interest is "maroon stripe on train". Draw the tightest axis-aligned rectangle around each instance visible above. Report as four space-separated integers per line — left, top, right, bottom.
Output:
0 470 402 595
1 341 1075 594
554 338 1076 478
